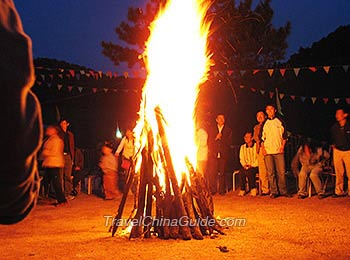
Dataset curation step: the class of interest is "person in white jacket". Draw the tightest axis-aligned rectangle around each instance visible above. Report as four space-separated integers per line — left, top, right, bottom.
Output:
41 126 67 205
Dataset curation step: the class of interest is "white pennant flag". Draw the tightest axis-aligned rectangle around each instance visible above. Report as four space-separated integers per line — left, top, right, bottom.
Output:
78 87 83 93
311 97 317 104
57 84 63 91
293 68 300 77
334 98 340 104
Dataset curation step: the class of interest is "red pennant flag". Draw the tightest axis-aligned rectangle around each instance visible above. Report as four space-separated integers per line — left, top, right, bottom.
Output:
58 74 63 79
227 70 233 76
49 74 54 80
322 98 329 104
323 66 330 74
253 69 260 75
290 95 296 101
239 85 245 89
280 68 286 77
69 70 75 78
90 70 95 76
37 81 42 86
68 86 73 92
267 69 274 77
251 87 257 92
269 92 274 99
114 72 118 78
309 67 317 72
92 88 97 93
107 71 112 78
346 98 350 104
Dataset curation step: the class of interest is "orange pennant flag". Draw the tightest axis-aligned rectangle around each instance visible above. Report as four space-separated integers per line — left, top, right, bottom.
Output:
267 69 274 77
227 70 233 76
323 66 330 74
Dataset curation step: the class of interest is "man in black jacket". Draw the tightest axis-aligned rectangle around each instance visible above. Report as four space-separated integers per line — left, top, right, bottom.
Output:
207 114 232 195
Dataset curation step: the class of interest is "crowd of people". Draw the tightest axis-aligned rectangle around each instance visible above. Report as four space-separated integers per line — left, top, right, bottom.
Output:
196 105 350 200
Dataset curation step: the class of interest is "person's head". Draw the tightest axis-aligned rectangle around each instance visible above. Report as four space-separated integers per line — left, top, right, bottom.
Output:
216 114 225 126
335 107 348 122
256 110 266 123
265 104 277 119
59 118 70 132
45 125 58 137
125 129 134 139
101 141 113 155
243 132 253 144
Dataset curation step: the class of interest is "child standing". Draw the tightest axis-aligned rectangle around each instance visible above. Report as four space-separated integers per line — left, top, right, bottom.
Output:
99 141 119 200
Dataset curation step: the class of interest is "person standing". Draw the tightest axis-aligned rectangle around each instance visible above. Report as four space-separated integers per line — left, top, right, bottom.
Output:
253 110 269 195
40 126 67 206
196 126 208 178
238 132 258 196
0 0 43 224
59 118 75 198
100 141 119 200
330 108 350 197
208 114 232 195
291 142 328 199
261 104 291 198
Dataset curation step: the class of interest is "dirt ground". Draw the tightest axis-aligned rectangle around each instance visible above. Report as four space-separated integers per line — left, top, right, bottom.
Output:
1 191 350 260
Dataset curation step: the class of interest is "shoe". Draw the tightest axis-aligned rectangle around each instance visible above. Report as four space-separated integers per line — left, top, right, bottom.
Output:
270 194 279 199
332 194 347 198
54 201 68 207
298 194 308 199
66 195 76 201
281 193 293 198
260 192 270 196
250 188 257 197
238 190 245 196
104 197 114 200
318 194 327 199
71 190 78 197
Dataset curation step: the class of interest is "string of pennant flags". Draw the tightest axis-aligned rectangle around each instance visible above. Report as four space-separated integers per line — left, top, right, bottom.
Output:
237 84 350 105
34 63 350 103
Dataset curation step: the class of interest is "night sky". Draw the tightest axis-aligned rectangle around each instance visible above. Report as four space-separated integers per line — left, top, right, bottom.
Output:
15 0 350 72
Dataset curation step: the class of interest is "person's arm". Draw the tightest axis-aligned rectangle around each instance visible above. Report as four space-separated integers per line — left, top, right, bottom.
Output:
239 145 246 168
279 118 288 153
291 147 301 177
115 137 126 156
0 0 43 225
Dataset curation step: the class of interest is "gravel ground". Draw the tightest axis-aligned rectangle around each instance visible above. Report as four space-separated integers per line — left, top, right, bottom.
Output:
1 192 350 260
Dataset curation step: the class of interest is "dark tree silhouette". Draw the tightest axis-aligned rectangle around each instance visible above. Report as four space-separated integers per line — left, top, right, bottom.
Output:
101 0 291 70
287 25 350 66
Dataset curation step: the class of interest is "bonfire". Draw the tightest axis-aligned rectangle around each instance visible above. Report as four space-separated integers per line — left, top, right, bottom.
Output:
110 0 223 240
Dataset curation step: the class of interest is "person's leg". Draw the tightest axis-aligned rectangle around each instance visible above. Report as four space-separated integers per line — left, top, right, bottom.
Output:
264 155 278 195
218 158 226 194
103 171 113 199
246 167 257 190
309 166 323 195
63 155 73 195
342 150 350 196
207 158 217 194
333 148 345 195
239 169 247 191
258 150 269 194
48 168 67 203
298 165 309 196
275 154 287 195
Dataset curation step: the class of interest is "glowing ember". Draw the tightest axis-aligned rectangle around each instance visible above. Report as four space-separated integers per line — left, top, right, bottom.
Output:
134 0 212 186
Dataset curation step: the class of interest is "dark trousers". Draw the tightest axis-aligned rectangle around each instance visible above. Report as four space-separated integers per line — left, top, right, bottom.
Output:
208 157 226 194
239 167 258 190
72 170 87 190
45 167 67 203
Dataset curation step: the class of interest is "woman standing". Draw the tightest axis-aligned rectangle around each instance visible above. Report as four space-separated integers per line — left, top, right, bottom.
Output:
41 126 67 206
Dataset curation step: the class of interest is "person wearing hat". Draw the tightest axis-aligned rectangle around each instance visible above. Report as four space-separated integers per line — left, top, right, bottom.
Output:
99 141 119 200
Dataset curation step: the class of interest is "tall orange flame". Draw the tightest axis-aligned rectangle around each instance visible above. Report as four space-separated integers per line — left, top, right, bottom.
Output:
134 0 212 186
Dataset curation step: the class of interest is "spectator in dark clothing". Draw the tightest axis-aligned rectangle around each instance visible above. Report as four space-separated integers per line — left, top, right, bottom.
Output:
0 0 43 224
208 114 232 195
71 148 86 196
